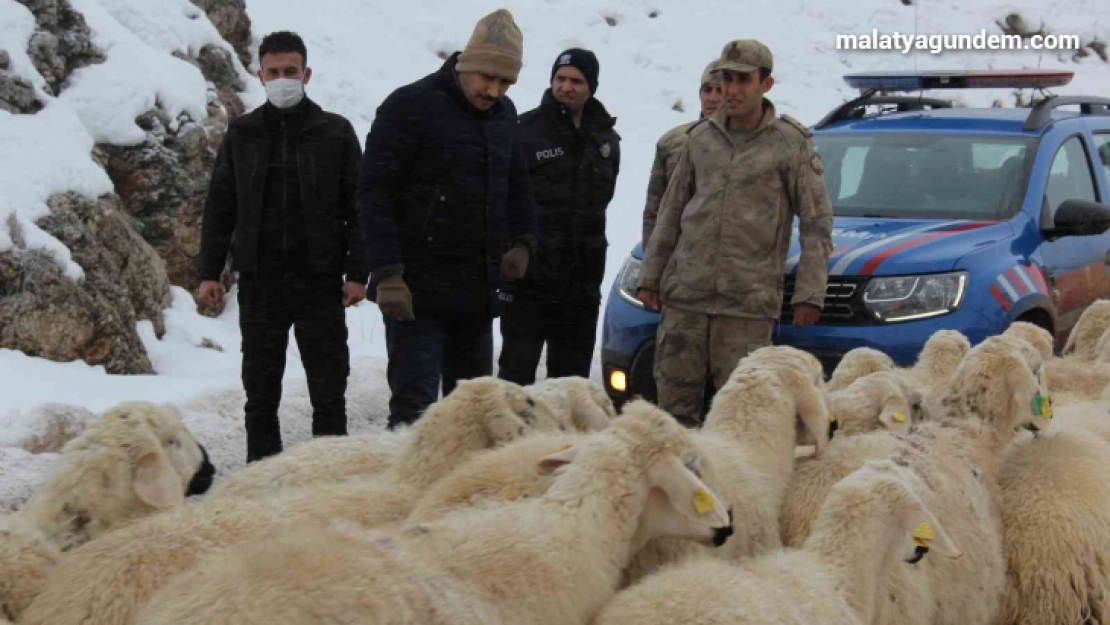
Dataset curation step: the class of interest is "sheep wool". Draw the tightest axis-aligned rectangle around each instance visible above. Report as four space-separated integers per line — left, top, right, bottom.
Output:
20 377 550 625
779 336 1050 625
135 401 733 625
594 459 962 625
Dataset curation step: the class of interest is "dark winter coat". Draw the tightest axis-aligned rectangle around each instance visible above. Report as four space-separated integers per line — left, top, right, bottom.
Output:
508 90 620 302
356 52 538 318
198 98 368 284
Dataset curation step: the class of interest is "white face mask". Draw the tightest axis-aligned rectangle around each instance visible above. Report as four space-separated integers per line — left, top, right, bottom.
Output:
264 77 305 109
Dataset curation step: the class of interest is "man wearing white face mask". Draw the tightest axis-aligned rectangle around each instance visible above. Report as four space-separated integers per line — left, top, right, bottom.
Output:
197 31 369 463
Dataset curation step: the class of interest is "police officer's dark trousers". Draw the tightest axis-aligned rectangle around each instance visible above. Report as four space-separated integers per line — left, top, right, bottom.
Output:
497 291 599 386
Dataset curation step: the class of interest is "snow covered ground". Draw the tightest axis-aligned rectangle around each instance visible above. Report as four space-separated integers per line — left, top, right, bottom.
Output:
1 0 1109 508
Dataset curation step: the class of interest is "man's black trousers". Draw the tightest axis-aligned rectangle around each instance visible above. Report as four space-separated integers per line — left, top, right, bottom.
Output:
238 272 349 462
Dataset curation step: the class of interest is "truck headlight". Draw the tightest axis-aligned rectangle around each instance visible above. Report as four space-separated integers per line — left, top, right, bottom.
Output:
862 271 967 323
616 256 644 309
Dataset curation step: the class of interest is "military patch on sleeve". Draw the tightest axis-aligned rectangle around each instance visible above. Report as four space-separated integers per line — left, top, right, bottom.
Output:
779 114 812 137
811 151 825 175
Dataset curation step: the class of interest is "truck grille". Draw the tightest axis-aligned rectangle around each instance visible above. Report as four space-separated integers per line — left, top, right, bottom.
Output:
780 276 871 325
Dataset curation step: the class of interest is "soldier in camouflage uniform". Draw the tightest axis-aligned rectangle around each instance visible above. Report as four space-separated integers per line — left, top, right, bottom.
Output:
642 61 722 249
637 40 833 426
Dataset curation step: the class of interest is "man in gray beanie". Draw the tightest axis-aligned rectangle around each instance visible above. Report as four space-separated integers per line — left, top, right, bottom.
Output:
497 47 620 386
357 9 538 428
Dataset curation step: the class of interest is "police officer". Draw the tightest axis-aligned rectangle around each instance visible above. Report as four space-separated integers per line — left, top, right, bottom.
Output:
498 48 620 385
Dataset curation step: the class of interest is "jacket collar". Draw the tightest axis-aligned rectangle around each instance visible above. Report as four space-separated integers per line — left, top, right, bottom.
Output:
540 89 616 132
239 96 327 133
708 97 776 139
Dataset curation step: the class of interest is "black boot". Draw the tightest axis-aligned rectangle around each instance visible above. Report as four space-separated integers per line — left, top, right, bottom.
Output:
245 414 283 463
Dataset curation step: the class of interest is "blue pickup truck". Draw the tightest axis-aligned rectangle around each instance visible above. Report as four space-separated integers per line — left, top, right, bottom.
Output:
601 70 1110 407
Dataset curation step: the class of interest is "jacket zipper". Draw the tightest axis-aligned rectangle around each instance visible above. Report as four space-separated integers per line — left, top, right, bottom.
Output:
419 186 439 241
282 116 288 255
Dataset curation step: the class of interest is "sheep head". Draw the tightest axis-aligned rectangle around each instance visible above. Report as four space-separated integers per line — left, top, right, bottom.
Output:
1002 321 1054 362
828 347 895 392
831 371 923 436
99 402 213 498
538 400 733 549
915 329 971 381
737 346 835 454
940 336 1052 435
807 459 960 624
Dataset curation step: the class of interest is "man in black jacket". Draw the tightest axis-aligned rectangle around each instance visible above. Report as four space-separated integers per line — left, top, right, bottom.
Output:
357 9 538 429
498 48 620 386
196 31 368 462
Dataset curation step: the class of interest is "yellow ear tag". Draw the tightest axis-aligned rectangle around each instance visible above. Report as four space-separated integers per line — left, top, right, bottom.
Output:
1033 394 1054 419
892 412 907 424
913 522 935 548
693 488 717 515
558 443 573 451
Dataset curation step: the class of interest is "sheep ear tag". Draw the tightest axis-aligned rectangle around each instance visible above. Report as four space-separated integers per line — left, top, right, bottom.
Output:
1032 393 1053 419
891 412 907 424
693 488 717 515
912 522 935 548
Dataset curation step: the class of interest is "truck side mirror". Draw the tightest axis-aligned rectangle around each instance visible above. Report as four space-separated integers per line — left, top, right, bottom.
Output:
1041 198 1110 240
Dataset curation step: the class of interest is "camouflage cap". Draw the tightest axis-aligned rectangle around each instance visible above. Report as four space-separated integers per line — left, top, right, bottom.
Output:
714 39 773 74
700 60 721 88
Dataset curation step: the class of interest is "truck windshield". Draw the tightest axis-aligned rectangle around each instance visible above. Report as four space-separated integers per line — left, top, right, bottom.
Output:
813 133 1034 220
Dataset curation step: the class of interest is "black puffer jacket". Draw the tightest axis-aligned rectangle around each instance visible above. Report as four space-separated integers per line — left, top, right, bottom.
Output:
356 53 538 318
508 90 620 302
198 98 368 284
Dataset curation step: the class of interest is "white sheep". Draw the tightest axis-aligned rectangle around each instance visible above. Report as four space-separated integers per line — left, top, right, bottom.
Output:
827 347 895 392
0 401 213 622
904 328 971 390
20 377 551 625
0 515 58 621
829 370 925 436
621 346 834 583
779 335 1050 625
998 422 1110 625
407 431 583 523
202 430 406 501
594 459 962 625
1063 299 1110 360
134 400 733 625
1005 321 1110 404
526 376 617 432
1094 325 1110 363
201 379 590 503
413 347 832 583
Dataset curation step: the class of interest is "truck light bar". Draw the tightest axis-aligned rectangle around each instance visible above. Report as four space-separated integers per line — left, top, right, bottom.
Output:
843 70 1074 92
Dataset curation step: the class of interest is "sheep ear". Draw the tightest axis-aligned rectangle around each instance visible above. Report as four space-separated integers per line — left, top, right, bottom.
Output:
900 502 961 560
778 368 832 454
133 450 185 510
645 456 731 529
537 445 579 475
1010 367 1053 431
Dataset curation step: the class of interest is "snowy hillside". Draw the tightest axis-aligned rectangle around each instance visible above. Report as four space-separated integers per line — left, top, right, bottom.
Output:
1 0 1108 505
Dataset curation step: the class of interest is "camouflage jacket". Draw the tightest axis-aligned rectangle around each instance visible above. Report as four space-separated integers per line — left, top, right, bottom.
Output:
642 120 697 249
638 99 833 320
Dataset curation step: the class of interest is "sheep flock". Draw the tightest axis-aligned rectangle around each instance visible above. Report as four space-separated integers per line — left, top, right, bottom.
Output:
5 306 1110 624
